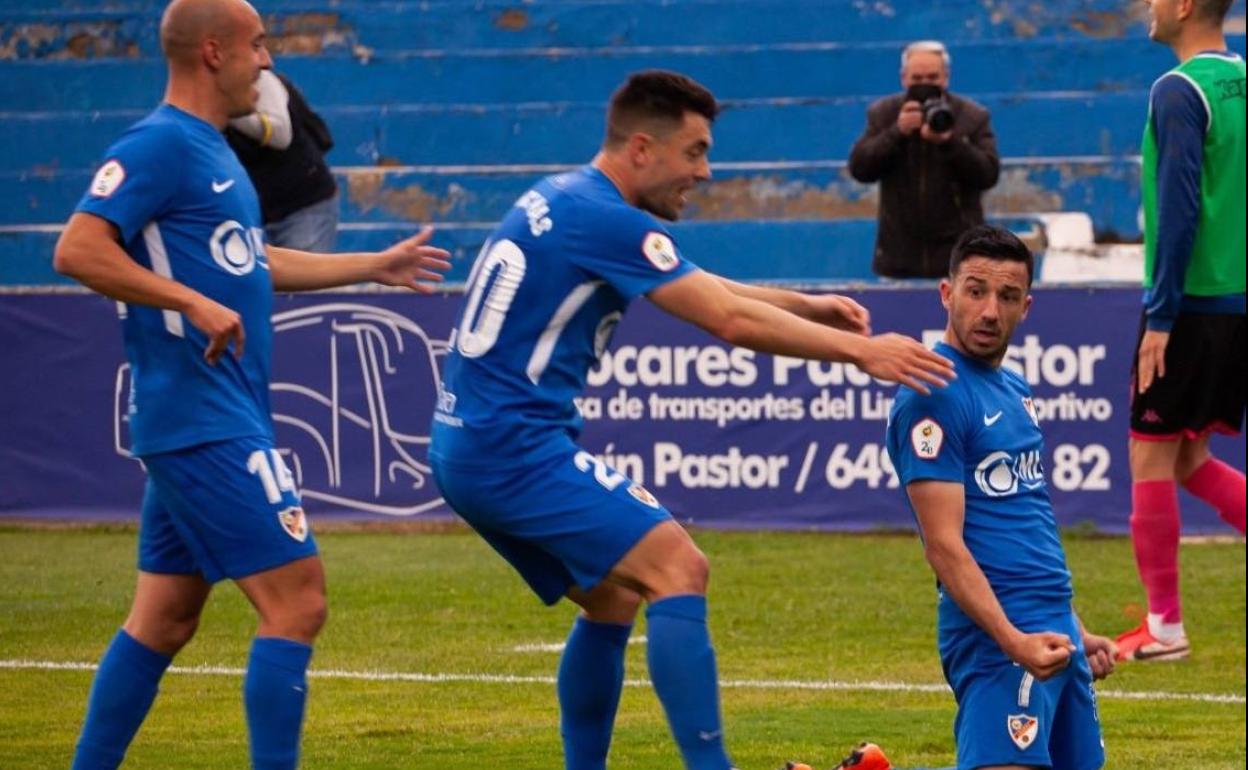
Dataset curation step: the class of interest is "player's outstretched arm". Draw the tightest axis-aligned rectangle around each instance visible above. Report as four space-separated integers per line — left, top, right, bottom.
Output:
267 226 452 292
907 480 1076 680
54 212 244 364
712 276 871 335
649 270 952 393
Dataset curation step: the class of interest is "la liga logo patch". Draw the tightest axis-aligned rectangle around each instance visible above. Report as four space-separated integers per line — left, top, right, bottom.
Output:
910 417 944 460
90 159 126 198
641 231 679 272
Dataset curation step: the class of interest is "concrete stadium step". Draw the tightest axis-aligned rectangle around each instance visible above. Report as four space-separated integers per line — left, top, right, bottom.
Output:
0 0 1182 57
0 90 1157 173
5 158 1143 238
0 212 1059 287
7 35 1227 113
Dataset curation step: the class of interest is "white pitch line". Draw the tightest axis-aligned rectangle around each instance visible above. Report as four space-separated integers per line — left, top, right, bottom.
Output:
1 659 1243 705
512 635 648 653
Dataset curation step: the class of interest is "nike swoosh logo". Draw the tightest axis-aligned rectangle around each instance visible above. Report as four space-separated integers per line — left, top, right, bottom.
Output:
983 411 1003 426
211 179 235 193
698 730 722 742
1132 642 1189 661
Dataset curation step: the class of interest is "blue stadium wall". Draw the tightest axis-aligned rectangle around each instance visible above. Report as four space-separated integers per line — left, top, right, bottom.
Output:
1 1 1245 529
2 0 1245 283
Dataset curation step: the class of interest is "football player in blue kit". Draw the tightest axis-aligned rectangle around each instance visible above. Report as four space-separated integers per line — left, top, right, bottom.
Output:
885 225 1117 770
431 70 957 770
51 1 451 768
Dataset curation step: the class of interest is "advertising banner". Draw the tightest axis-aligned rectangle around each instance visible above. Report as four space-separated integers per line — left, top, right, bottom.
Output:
1 288 1242 532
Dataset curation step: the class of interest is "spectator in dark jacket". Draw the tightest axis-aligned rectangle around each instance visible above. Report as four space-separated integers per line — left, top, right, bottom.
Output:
850 41 1000 279
227 68 339 252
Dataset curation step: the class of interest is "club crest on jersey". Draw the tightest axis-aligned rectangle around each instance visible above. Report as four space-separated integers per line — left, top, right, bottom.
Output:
277 506 309 542
90 159 126 198
641 231 679 272
628 483 661 509
1021 397 1040 426
1007 714 1039 750
910 417 943 460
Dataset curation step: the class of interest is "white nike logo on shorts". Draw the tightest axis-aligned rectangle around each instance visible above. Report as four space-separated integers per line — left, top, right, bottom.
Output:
211 179 235 193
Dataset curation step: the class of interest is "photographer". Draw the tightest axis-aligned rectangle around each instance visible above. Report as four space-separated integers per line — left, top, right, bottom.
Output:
849 41 1000 279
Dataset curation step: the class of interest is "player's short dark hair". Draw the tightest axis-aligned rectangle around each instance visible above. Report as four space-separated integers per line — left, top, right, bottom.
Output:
1194 0 1234 23
605 70 720 147
949 224 1034 286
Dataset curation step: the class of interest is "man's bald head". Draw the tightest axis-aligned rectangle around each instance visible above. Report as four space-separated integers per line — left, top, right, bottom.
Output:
160 0 258 65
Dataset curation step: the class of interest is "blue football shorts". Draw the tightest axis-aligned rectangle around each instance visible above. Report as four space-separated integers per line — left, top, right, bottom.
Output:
941 610 1105 770
138 436 318 583
432 446 672 605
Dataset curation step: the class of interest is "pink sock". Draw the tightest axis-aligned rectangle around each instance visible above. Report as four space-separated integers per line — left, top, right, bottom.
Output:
1183 458 1247 535
1131 480 1183 624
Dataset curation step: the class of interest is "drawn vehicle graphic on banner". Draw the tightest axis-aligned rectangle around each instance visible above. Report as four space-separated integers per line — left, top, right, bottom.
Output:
114 303 449 516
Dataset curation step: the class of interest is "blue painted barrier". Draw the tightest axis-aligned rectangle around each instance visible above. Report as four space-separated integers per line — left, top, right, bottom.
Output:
10 37 1239 112
0 91 1163 172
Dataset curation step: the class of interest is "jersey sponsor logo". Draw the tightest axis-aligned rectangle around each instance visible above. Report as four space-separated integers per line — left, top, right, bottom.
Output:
974 449 1045 497
641 231 680 272
90 159 126 198
209 220 265 276
627 482 661 509
277 505 309 542
910 417 943 459
983 410 1003 426
211 178 236 194
1007 713 1039 750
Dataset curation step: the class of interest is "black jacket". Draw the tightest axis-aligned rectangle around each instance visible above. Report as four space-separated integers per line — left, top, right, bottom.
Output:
226 74 337 224
849 92 1000 279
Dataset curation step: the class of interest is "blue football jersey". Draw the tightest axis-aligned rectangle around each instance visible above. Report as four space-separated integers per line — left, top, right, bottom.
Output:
886 342 1073 631
431 166 697 464
76 105 274 456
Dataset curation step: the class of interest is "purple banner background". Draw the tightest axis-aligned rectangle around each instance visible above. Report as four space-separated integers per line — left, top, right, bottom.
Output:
1 288 1242 532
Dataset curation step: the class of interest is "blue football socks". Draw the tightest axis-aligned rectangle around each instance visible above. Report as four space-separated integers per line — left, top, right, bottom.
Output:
646 595 734 770
72 629 172 770
243 636 314 770
558 617 633 770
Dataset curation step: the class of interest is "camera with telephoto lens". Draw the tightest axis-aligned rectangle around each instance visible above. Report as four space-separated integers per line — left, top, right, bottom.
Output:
905 84 955 133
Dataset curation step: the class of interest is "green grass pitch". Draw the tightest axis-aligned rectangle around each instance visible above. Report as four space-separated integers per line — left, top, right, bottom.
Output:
1 524 1243 769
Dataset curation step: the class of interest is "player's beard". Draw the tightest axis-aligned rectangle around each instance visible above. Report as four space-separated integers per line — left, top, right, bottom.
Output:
637 185 687 222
